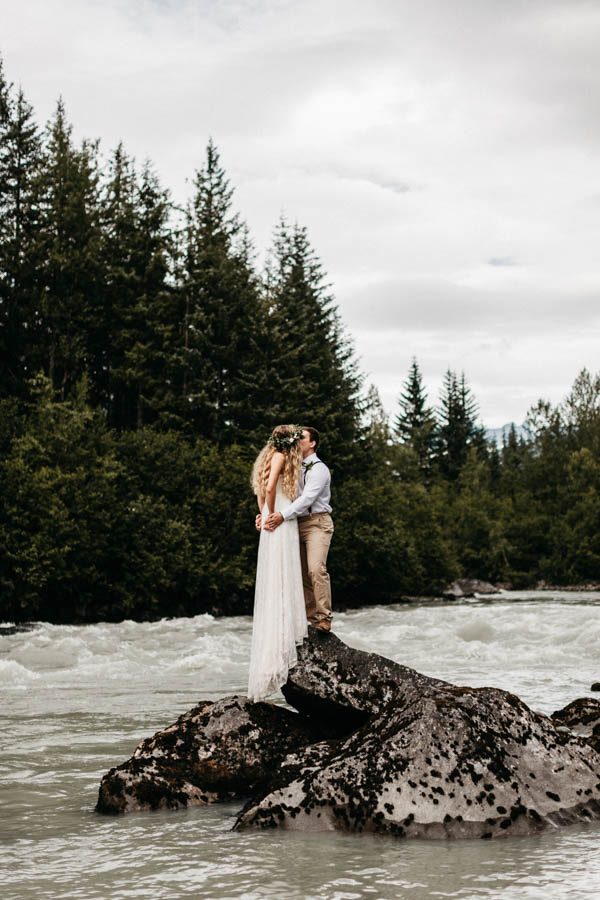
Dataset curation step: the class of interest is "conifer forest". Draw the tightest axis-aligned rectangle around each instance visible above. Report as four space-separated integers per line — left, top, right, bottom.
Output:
1 56 599 623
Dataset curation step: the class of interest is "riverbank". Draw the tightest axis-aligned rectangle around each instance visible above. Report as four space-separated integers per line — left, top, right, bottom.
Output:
3 583 600 628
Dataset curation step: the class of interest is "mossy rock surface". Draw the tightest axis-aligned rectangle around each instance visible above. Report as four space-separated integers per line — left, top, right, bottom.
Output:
96 695 321 814
237 683 600 837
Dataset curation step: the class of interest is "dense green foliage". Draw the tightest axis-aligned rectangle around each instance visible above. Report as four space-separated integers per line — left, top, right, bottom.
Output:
1 57 598 623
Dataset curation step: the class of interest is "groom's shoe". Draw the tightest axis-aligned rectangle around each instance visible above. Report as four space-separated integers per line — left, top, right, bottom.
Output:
314 619 332 633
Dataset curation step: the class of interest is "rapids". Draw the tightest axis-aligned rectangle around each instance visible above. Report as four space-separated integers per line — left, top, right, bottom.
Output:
1 591 599 899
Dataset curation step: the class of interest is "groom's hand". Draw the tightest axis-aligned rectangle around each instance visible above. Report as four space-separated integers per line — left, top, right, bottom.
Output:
266 512 284 530
255 514 262 531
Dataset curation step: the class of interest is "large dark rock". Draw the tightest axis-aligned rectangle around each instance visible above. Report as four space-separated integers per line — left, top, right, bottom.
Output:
552 697 600 753
97 632 600 839
96 695 321 814
281 627 447 727
236 635 600 838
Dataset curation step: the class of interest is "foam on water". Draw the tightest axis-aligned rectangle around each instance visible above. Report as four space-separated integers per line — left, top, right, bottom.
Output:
1 592 599 899
0 658 40 687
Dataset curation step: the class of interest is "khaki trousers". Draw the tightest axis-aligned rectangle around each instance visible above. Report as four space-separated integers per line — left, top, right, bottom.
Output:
298 512 334 624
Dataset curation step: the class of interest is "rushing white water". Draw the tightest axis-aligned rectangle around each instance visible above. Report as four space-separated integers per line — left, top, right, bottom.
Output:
1 591 599 899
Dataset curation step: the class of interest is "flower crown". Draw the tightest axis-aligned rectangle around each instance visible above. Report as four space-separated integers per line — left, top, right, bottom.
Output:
268 426 303 453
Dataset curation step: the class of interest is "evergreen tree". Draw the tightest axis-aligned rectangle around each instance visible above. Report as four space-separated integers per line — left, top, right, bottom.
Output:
180 140 267 445
364 383 391 447
36 100 103 399
394 358 436 478
0 55 13 263
97 141 138 423
559 447 600 581
500 424 529 499
264 218 363 470
436 370 486 480
98 144 176 429
523 398 565 504
561 367 600 454
0 54 9 122
0 72 43 397
131 161 179 427
94 151 177 428
450 447 509 579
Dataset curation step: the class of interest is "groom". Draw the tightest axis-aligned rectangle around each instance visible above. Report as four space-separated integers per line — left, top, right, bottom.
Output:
265 426 334 633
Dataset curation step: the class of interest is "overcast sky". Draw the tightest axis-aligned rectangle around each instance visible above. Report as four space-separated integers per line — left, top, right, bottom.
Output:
3 0 600 427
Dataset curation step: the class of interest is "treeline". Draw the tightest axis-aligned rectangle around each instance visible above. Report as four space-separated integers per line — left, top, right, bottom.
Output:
1 56 598 623
386 363 600 587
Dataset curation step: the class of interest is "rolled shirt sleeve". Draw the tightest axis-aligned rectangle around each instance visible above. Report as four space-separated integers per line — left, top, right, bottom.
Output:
282 463 330 520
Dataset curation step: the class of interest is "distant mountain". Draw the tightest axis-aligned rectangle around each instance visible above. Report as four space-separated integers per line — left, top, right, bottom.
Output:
485 422 528 447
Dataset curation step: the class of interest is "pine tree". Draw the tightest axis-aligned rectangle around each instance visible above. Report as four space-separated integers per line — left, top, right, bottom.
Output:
264 218 363 470
561 367 600 454
131 161 179 427
0 56 13 256
394 358 436 477
436 370 486 480
364 383 390 444
500 423 529 499
0 65 17 393
98 143 143 427
36 100 103 399
93 151 178 428
0 71 43 397
179 139 267 445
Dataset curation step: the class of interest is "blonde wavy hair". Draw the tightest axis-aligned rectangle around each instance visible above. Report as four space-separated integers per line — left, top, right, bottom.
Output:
251 425 303 502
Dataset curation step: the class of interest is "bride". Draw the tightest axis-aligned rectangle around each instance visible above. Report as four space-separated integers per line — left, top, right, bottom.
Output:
247 424 308 702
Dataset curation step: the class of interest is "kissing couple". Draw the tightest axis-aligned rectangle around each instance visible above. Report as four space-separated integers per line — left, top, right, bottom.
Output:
247 425 334 702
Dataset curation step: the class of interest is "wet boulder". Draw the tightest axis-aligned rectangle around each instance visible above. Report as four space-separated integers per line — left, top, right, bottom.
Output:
282 627 447 728
552 697 600 753
96 695 320 814
236 683 600 838
96 630 600 839
236 633 600 838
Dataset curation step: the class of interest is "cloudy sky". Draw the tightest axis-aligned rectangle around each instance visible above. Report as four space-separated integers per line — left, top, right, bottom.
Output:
3 0 600 427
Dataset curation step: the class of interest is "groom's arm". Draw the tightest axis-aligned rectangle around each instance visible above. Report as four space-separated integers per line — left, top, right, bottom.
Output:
265 465 329 530
281 466 329 521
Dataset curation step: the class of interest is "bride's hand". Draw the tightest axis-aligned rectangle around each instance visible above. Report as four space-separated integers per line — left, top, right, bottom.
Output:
255 514 262 531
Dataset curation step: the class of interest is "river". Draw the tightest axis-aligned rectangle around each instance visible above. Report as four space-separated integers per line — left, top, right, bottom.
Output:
1 591 599 899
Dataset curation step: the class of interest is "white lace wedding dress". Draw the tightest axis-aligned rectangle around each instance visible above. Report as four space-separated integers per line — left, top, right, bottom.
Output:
248 481 308 702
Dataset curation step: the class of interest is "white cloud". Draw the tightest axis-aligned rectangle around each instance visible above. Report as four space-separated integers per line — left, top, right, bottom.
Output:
2 0 599 426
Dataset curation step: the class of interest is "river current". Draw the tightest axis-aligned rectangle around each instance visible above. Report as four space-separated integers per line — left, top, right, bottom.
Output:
1 591 599 899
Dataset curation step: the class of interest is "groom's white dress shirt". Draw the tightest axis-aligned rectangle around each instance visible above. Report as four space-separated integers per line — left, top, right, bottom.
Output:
282 453 332 520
